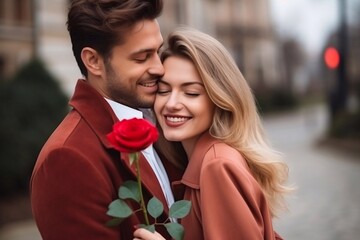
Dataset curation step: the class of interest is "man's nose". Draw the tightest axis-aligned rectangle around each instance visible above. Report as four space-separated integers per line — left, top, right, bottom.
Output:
149 54 165 76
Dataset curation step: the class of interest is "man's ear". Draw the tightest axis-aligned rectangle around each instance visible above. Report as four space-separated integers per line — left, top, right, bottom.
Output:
81 47 104 76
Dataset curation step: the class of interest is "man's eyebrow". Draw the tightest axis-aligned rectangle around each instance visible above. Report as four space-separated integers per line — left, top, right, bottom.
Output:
131 48 153 55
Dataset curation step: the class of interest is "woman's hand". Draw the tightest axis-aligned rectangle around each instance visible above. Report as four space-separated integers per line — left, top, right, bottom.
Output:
133 228 166 240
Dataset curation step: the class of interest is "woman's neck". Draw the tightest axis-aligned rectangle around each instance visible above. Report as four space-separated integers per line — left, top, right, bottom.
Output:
181 140 195 159
181 132 206 159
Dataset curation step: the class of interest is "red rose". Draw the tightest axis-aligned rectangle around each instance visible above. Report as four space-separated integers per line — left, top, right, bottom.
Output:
107 118 159 153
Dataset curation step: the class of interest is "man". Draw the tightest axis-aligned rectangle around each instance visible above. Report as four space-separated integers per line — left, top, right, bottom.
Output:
30 0 183 239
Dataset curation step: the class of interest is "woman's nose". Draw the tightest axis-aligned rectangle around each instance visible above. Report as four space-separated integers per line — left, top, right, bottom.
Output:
165 93 182 110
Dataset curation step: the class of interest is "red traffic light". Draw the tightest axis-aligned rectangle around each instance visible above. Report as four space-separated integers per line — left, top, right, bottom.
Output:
324 47 340 69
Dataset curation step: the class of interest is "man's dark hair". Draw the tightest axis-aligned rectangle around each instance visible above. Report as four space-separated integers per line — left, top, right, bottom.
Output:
67 0 163 77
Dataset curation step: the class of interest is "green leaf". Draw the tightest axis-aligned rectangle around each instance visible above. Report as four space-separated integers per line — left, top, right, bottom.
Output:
147 197 164 219
138 224 156 233
165 222 185 240
118 180 140 202
105 217 124 227
106 199 133 218
169 200 192 218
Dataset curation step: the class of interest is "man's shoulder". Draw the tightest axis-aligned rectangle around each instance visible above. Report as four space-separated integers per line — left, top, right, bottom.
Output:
35 110 94 164
32 108 113 178
46 110 83 148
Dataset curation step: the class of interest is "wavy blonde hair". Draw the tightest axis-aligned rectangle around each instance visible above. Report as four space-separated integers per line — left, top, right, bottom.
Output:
160 27 292 217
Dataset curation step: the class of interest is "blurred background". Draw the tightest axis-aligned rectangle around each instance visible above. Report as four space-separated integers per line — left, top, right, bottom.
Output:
0 0 359 239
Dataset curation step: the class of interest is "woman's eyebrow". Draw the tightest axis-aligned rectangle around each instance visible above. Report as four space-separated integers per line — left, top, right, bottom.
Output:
158 79 204 87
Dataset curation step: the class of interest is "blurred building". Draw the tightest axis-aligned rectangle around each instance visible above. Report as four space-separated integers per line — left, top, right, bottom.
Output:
162 0 285 90
0 0 79 96
35 0 80 95
0 0 34 79
160 0 214 35
1 0 285 95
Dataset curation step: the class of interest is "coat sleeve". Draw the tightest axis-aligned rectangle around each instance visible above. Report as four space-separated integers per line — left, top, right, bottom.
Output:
199 156 275 240
31 147 119 240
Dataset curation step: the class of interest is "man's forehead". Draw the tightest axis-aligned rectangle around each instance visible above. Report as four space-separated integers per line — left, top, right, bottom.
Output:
118 20 163 53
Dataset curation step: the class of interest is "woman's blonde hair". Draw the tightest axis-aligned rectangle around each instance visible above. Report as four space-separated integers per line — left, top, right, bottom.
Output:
160 27 292 217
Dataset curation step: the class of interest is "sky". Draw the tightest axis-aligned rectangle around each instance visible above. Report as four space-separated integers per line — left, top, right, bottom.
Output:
269 0 340 57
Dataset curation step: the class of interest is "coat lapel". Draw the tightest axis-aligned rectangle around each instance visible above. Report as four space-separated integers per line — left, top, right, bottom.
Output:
69 80 118 150
70 80 173 215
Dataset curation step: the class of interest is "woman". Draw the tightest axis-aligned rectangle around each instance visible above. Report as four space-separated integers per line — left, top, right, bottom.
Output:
135 27 292 240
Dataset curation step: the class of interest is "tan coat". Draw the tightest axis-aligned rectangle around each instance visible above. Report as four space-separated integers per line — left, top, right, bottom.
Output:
173 132 283 240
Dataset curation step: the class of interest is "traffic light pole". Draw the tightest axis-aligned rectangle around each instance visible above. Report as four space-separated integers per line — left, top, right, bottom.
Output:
337 0 348 114
329 0 348 121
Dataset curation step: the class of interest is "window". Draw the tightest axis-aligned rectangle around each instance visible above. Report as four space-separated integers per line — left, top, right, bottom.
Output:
0 1 6 22
12 0 32 25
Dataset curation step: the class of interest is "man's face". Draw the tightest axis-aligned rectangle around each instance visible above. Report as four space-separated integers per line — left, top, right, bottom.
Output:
102 19 164 108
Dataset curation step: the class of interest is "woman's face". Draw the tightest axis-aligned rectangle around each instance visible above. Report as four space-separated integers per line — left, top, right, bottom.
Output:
154 56 215 149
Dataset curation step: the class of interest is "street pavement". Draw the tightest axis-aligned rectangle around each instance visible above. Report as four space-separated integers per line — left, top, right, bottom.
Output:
266 104 360 240
0 220 40 240
0 103 359 240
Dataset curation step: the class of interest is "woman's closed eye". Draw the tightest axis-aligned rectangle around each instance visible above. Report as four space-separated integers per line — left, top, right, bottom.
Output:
157 88 171 95
157 81 171 95
185 92 200 97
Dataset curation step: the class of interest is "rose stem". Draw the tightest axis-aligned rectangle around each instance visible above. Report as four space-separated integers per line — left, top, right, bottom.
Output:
134 152 150 225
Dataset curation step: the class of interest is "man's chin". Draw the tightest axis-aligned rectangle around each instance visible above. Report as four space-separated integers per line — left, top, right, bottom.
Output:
137 98 155 108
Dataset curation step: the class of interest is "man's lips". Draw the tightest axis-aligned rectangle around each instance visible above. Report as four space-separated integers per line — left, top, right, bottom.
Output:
140 81 157 87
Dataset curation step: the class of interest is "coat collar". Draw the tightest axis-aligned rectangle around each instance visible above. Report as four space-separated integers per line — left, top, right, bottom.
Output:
180 132 220 189
69 79 118 149
69 80 174 213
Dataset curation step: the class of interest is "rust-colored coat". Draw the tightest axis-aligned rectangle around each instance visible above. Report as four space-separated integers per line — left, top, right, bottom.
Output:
173 132 283 240
30 80 183 240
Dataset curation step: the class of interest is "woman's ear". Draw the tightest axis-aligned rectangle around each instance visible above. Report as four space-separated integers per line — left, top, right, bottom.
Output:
81 47 104 77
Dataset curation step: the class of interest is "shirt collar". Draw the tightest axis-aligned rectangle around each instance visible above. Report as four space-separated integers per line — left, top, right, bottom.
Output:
105 98 143 120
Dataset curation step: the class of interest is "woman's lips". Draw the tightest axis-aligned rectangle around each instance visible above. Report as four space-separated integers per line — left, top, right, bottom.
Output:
164 115 190 127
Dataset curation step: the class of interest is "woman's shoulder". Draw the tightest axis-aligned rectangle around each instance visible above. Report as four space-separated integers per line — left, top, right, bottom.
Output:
199 141 261 193
207 141 243 160
203 142 249 170
189 132 249 174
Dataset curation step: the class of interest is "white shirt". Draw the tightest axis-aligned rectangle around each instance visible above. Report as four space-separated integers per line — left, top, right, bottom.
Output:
105 98 175 209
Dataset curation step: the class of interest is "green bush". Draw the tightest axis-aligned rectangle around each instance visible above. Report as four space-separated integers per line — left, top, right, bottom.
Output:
0 58 68 195
328 82 360 140
255 88 299 114
329 111 360 139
